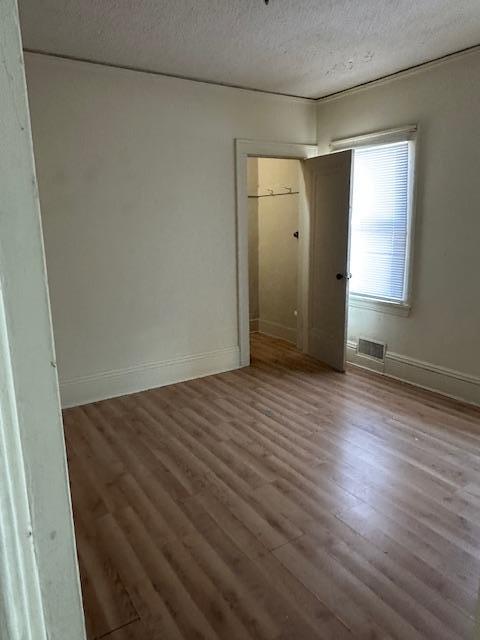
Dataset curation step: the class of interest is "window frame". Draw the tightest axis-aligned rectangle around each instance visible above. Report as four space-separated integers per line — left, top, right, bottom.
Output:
330 125 417 316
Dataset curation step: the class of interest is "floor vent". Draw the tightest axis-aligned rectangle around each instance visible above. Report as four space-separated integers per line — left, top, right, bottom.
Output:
357 338 386 361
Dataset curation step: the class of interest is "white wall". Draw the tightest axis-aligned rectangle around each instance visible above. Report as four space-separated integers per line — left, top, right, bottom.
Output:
317 50 480 404
25 53 316 406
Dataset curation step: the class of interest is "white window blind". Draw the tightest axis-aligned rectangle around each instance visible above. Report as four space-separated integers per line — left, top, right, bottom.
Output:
350 141 411 302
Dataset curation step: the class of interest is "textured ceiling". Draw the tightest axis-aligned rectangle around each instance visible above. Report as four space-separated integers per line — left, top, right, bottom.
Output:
18 0 480 99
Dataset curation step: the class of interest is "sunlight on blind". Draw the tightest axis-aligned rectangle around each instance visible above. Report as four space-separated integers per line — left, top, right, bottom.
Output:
350 142 410 301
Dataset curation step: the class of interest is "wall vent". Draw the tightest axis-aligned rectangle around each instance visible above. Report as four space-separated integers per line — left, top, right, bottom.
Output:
357 338 386 361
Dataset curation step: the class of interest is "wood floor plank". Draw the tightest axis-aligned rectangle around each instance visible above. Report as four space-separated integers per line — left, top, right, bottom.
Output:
96 619 147 639
336 502 477 623
64 333 480 639
74 512 138 640
96 513 185 640
303 519 470 640
273 538 396 640
193 491 354 640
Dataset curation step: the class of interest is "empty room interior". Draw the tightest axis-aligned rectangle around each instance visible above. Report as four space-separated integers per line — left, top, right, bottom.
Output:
3 1 480 639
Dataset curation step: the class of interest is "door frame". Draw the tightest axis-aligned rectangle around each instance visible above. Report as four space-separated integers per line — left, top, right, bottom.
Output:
0 2 86 638
235 139 318 366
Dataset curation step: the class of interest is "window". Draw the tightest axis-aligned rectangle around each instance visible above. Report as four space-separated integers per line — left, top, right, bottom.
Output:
331 126 416 315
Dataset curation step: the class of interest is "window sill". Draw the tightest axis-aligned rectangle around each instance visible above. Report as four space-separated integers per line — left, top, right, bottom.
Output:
349 294 411 317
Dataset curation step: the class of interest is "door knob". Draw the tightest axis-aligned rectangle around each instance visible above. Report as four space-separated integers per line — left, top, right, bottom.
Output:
336 272 352 280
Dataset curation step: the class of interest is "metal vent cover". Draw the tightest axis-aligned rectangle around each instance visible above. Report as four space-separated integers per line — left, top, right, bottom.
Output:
357 338 386 361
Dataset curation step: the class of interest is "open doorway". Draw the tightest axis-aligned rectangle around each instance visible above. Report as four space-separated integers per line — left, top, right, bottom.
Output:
236 139 353 373
247 157 302 353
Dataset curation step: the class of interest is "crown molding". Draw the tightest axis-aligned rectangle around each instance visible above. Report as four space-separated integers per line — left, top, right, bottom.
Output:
315 44 480 104
23 49 316 104
23 43 480 109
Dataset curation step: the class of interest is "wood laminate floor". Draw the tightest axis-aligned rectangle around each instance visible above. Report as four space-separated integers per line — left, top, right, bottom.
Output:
64 333 480 640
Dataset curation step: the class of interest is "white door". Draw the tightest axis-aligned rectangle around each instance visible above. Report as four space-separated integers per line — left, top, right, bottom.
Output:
302 150 353 371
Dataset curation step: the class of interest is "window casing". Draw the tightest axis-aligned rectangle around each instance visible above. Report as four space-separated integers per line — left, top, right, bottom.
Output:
331 126 416 315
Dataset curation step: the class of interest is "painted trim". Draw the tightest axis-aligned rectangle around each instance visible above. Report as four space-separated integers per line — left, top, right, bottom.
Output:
330 125 417 150
24 50 315 104
0 289 45 639
235 139 318 367
317 44 480 103
347 341 480 406
24 44 480 104
60 346 240 408
250 318 259 333
334 129 418 311
0 3 86 639
349 295 411 317
257 320 297 345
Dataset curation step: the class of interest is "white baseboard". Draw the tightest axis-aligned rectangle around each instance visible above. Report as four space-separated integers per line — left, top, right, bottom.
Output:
347 341 480 406
61 339 480 409
60 346 240 409
258 319 297 344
